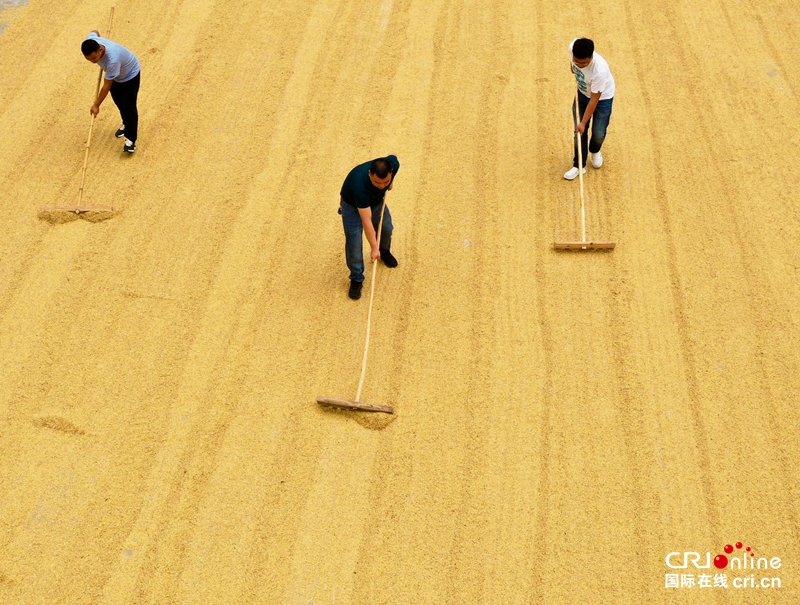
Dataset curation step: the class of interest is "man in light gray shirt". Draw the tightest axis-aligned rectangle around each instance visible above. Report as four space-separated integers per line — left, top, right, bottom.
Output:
81 31 141 153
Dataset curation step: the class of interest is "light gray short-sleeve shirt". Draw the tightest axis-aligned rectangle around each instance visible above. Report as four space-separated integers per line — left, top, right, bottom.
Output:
86 32 140 83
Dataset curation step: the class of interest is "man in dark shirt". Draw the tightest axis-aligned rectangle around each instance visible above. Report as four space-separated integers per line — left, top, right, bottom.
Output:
339 155 400 300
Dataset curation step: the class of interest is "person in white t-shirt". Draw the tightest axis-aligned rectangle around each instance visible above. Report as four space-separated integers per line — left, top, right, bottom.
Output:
564 38 615 180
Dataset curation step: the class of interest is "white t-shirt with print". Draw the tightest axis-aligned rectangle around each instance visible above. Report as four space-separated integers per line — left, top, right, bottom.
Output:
569 39 615 100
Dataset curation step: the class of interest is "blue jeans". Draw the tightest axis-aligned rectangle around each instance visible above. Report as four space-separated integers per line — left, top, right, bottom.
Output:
573 93 613 168
340 198 393 282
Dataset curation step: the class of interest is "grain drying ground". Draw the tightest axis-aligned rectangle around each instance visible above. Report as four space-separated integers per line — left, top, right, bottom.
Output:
0 0 798 603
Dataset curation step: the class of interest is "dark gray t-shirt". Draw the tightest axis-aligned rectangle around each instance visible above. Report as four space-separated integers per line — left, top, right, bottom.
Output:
340 155 400 208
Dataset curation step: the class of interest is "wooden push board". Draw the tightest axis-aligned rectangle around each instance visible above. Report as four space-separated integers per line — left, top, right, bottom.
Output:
41 205 114 214
553 241 616 250
317 397 394 414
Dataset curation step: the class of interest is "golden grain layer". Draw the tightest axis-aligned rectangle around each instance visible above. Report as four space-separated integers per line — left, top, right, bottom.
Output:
0 0 798 604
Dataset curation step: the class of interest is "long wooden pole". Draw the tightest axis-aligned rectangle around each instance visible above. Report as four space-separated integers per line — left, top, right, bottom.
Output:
552 87 615 250
77 7 115 207
574 91 587 243
354 194 388 402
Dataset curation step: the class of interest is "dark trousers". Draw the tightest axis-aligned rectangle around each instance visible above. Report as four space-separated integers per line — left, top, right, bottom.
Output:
110 72 140 142
573 92 613 168
340 199 393 282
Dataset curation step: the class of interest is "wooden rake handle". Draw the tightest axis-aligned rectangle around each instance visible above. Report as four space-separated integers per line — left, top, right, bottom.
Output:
574 90 587 243
77 7 115 207
354 193 388 402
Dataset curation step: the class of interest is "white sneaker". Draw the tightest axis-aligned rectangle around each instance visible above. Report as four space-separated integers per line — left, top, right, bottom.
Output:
564 167 586 180
591 151 603 168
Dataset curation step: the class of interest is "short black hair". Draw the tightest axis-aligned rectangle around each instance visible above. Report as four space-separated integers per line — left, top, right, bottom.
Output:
572 38 594 60
369 158 393 179
81 39 100 56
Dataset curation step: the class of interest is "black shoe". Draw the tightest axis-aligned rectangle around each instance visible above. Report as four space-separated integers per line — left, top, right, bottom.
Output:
115 125 125 138
124 139 136 153
379 249 398 268
348 280 363 300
